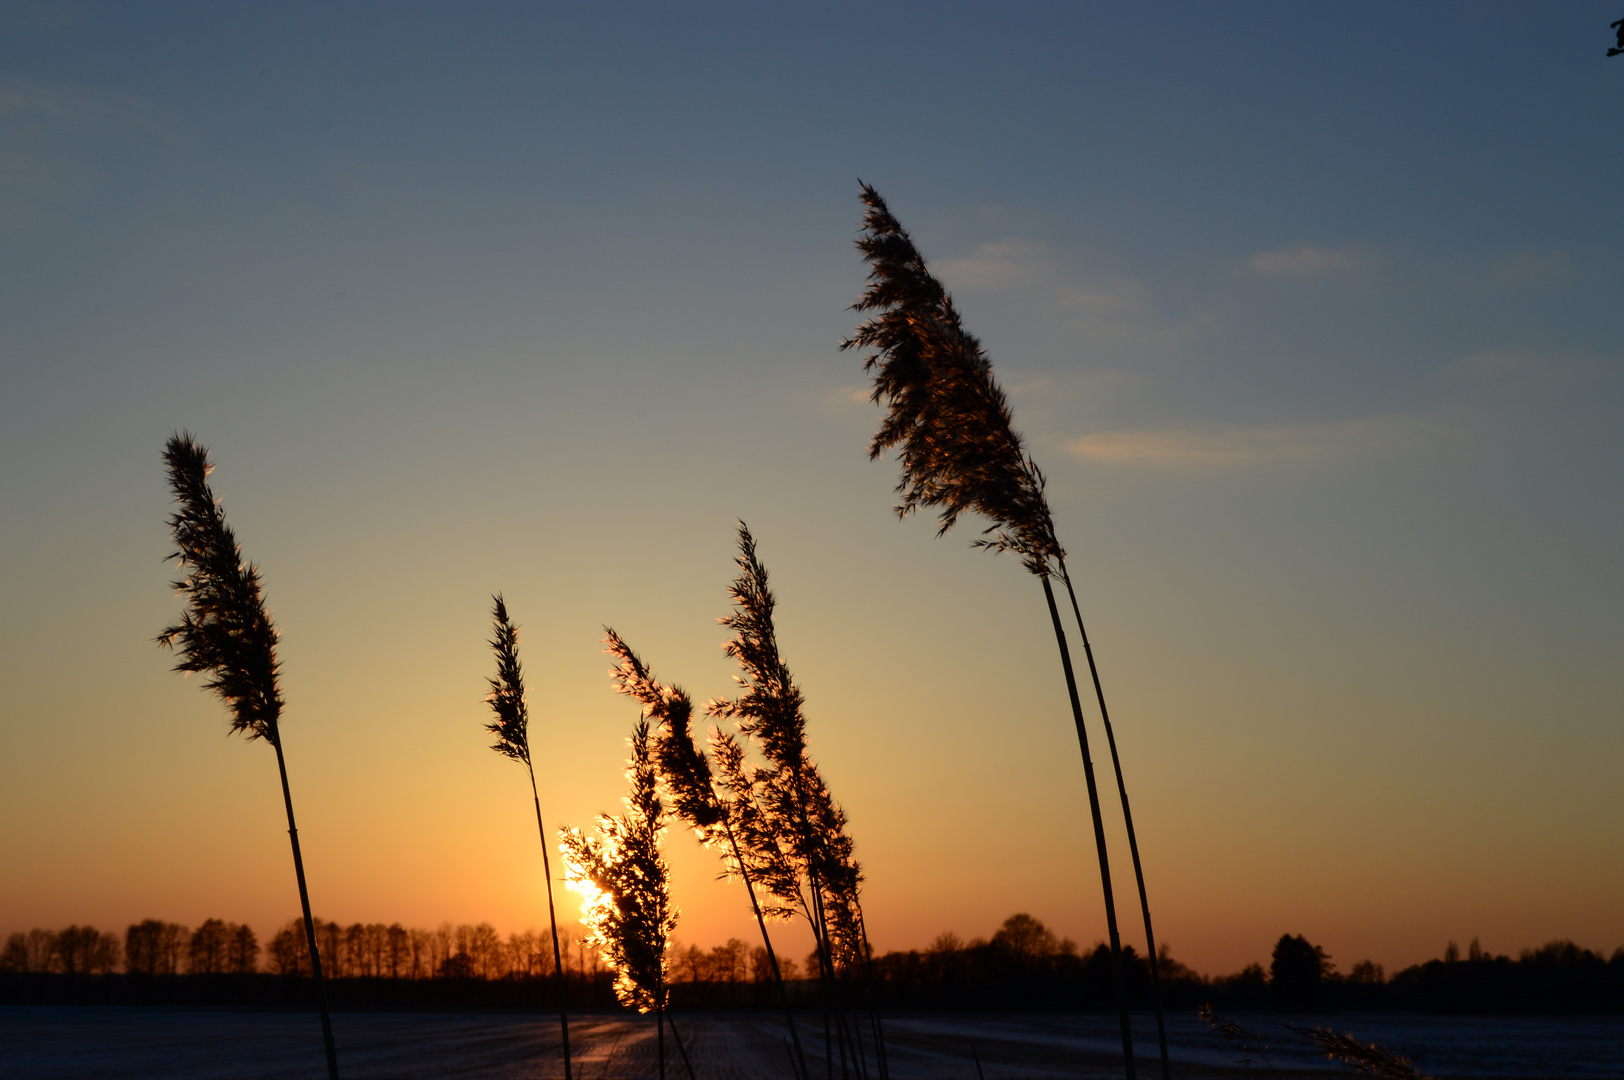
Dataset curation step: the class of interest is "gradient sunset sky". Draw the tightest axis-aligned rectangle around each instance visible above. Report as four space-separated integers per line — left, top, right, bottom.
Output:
2 1 1621 978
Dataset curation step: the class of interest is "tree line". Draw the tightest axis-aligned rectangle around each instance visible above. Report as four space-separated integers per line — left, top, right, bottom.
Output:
7 912 1621 1014
865 918 1624 1014
1 919 255 977
1 917 782 990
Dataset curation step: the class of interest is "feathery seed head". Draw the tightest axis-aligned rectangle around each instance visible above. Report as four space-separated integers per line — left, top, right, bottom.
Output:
843 184 1064 576
157 432 284 744
604 629 724 831
559 717 677 1013
484 594 530 766
710 523 809 767
1200 1004 1277 1073
1288 1026 1432 1080
705 525 869 951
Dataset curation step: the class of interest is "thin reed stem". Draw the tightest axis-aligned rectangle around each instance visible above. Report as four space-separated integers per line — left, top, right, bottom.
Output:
485 596 573 1078
1042 575 1135 1080
805 830 844 1080
529 774 574 1080
664 1012 697 1080
273 733 339 1080
722 817 811 1080
848 989 870 1080
1058 560 1168 1080
857 917 890 1080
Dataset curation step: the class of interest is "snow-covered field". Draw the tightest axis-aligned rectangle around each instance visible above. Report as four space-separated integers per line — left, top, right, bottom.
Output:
3 1007 1620 1079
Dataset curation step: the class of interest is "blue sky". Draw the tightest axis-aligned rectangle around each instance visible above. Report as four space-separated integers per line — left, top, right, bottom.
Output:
2 1 1620 974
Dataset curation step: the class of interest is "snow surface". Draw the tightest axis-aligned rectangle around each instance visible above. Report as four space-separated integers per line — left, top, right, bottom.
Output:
2 1007 1620 1079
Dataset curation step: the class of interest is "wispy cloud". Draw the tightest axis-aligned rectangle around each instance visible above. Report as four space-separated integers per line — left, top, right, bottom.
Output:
1247 245 1358 279
938 239 1151 317
935 238 1057 290
1064 413 1453 468
815 384 876 421
935 237 1210 350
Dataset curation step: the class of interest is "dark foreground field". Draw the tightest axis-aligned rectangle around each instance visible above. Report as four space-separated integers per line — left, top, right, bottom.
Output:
2 1008 1620 1079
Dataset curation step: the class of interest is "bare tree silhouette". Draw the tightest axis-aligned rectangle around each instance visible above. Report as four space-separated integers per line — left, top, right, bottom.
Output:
188 919 231 976
156 433 338 1080
843 185 1165 1080
484 595 574 1079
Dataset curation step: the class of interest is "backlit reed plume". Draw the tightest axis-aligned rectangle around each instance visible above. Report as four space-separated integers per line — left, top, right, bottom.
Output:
560 718 687 1080
708 524 887 1080
605 629 811 1080
156 432 338 1080
1199 1004 1277 1074
843 184 1165 1080
484 595 573 1080
1288 1026 1432 1080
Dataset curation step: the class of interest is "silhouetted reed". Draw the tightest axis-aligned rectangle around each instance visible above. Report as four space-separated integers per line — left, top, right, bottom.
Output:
605 628 811 1080
709 524 886 1080
843 185 1164 1080
1203 1006 1433 1080
1288 1026 1432 1080
156 432 338 1080
560 718 685 1080
484 595 573 1079
1199 1003 1277 1073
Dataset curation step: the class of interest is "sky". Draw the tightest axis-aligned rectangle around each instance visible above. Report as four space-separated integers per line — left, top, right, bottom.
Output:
2 1 1621 979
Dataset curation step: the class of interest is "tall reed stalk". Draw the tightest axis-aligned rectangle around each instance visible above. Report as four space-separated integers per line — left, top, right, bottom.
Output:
560 718 685 1080
605 629 812 1080
709 524 886 1080
843 185 1168 1080
157 432 338 1080
1057 560 1168 1072
484 596 573 1080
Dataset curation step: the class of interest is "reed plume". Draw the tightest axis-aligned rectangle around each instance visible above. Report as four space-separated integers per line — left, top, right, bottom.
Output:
843 184 1165 1080
484 596 573 1080
606 628 811 1080
709 524 886 1080
1199 1004 1277 1074
1288 1026 1433 1080
560 718 682 1080
156 432 338 1080
1205 1005 1430 1080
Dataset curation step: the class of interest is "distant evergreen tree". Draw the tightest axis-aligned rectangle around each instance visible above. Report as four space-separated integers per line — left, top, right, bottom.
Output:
1271 933 1333 1006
